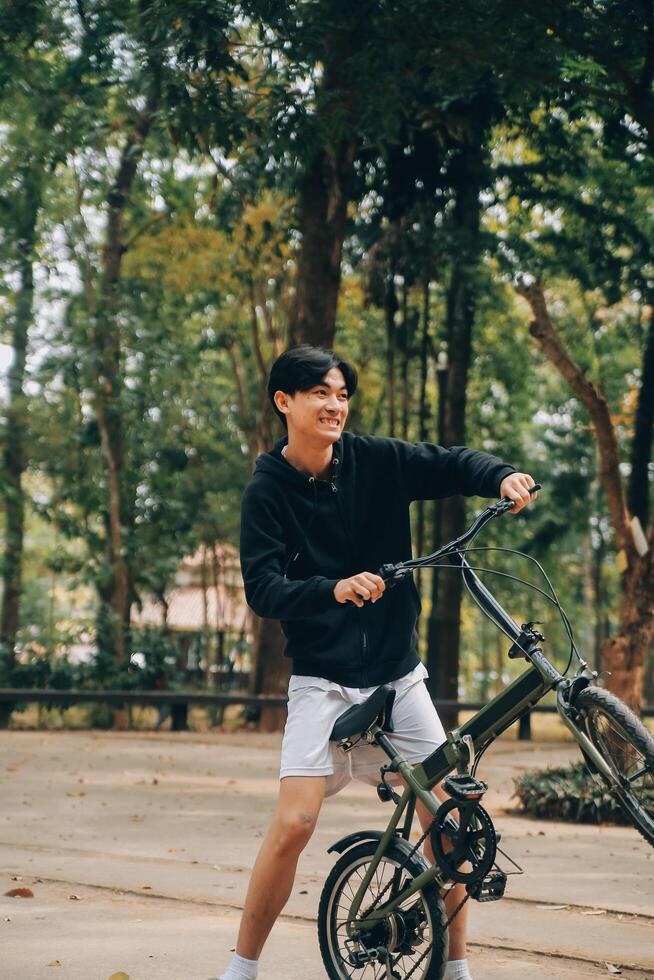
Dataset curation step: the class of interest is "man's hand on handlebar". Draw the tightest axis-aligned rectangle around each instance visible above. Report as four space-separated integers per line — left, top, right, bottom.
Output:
334 572 386 607
499 472 538 514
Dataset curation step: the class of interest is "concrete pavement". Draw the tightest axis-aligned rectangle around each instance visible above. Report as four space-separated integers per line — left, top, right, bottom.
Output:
1 729 653 980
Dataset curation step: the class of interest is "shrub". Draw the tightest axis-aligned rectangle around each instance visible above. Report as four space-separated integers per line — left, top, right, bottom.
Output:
513 762 654 826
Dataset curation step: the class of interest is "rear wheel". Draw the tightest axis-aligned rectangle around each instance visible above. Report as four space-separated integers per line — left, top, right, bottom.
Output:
318 839 448 980
576 686 654 846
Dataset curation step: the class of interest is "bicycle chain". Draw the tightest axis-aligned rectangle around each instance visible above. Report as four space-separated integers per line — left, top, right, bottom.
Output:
360 821 433 918
398 890 470 980
357 817 470 979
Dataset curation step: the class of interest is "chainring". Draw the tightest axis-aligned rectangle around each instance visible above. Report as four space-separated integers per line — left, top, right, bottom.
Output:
430 798 497 885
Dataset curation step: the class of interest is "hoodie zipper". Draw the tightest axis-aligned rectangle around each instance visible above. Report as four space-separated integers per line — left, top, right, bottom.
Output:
331 456 369 686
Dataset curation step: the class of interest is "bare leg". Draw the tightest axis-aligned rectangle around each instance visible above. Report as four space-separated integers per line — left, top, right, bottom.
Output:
236 775 326 960
416 787 468 962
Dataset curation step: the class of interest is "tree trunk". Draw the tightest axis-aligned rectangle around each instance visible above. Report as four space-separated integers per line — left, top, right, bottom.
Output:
415 281 431 596
599 554 654 711
399 281 412 440
426 130 484 732
628 305 654 528
93 105 157 670
289 21 359 349
385 270 398 436
0 168 40 688
230 323 289 730
290 138 355 348
250 616 289 732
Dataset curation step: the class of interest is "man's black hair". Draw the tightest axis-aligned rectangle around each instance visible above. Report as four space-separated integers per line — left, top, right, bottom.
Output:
267 345 358 428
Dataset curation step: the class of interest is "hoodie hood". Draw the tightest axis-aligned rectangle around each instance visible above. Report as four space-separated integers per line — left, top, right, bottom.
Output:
253 435 343 491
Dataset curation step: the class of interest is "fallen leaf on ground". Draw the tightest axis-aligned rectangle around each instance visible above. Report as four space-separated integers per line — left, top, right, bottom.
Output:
107 973 129 980
47 961 61 967
605 965 621 975
68 894 80 901
141 885 152 890
4 887 34 898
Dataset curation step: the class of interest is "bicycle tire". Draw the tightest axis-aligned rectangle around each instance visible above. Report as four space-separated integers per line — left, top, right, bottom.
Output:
575 686 654 846
318 839 448 980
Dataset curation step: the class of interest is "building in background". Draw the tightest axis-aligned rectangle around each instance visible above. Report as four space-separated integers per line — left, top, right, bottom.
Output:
131 543 252 687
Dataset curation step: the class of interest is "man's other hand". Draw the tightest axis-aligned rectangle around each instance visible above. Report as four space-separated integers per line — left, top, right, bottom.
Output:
500 472 538 514
334 572 386 607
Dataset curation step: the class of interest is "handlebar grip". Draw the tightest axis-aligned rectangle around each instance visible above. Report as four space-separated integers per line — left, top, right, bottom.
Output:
498 482 542 510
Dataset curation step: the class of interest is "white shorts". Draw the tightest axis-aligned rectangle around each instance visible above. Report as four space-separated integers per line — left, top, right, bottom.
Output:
280 662 447 797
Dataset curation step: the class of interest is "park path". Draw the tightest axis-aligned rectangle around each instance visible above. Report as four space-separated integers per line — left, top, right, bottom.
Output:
0 729 652 979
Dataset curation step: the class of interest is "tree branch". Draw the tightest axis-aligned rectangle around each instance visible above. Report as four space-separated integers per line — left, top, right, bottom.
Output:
226 343 256 461
516 276 631 554
123 212 167 251
248 281 268 384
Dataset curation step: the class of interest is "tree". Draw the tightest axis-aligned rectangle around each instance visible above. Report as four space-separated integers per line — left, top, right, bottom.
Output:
0 1 87 715
490 101 654 709
518 277 654 710
52 0 245 669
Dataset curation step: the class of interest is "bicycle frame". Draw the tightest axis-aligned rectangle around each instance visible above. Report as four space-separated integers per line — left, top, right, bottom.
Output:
344 666 553 932
342 541 616 936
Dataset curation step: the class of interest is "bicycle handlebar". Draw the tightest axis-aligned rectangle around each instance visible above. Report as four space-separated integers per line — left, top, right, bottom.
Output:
378 483 542 584
377 483 541 648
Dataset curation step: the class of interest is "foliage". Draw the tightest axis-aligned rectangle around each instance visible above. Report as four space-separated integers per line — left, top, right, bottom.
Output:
513 762 654 826
0 628 187 693
0 643 79 691
0 0 653 707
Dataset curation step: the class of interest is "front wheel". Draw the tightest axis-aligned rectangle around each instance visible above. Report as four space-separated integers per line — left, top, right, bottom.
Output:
318 839 448 980
575 686 654 846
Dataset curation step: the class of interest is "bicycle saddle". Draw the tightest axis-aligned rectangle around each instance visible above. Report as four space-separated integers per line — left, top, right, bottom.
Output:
329 685 396 741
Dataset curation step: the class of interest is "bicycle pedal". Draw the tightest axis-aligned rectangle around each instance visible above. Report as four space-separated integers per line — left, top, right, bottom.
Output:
442 773 488 801
467 870 507 902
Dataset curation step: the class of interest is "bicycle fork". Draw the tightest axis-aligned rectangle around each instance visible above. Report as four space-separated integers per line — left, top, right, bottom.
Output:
556 685 622 786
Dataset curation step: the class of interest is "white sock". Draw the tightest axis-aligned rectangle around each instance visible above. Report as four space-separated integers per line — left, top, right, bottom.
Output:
218 951 258 980
444 959 473 980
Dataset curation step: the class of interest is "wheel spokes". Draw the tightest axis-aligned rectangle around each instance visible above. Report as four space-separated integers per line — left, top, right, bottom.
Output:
590 709 654 811
627 765 649 784
330 855 434 978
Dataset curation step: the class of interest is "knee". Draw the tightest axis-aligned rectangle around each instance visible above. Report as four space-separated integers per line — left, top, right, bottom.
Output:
270 808 318 856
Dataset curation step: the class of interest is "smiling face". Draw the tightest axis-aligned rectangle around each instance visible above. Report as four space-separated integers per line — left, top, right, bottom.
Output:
274 366 349 445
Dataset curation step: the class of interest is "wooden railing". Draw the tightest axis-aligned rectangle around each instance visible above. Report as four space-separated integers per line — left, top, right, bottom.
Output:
0 688 651 740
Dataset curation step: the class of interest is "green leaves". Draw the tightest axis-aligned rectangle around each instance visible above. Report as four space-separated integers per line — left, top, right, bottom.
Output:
514 762 654 825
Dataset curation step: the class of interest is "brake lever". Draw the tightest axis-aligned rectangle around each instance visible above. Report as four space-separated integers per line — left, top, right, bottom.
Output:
378 563 411 589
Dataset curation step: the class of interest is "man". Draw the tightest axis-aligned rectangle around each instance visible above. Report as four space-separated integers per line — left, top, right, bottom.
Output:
218 345 537 980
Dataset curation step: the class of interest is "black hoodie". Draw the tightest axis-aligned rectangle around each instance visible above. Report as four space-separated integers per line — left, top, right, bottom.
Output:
240 431 515 687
